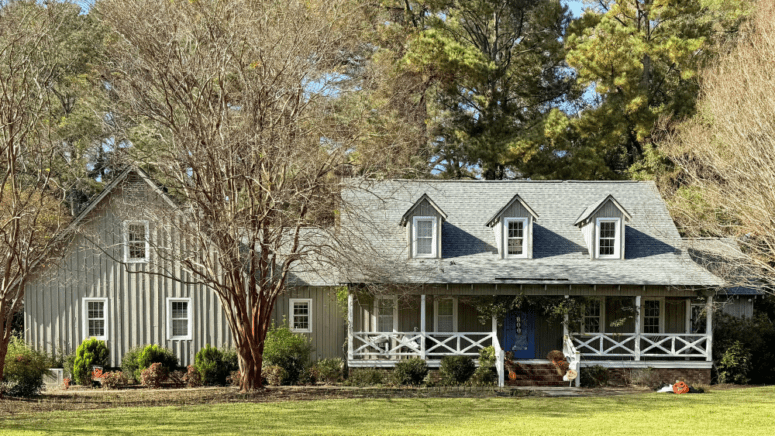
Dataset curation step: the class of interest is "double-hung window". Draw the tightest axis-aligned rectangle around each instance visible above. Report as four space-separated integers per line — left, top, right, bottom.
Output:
583 299 604 334
375 296 397 332
289 299 313 333
167 298 192 340
642 299 663 334
413 217 437 258
124 220 149 263
434 297 457 332
82 298 108 341
503 218 528 258
596 218 621 259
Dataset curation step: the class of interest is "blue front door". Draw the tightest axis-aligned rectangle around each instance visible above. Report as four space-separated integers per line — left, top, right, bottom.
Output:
503 309 535 359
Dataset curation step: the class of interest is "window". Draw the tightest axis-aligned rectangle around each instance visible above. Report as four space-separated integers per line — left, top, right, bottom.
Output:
375 296 397 332
503 218 528 258
596 218 621 259
434 297 458 332
82 298 108 341
643 300 662 334
690 303 706 334
123 220 149 263
583 299 604 334
412 216 437 258
289 299 312 333
167 298 192 340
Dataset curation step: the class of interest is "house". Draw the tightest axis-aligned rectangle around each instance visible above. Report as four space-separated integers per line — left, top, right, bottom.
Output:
24 171 724 386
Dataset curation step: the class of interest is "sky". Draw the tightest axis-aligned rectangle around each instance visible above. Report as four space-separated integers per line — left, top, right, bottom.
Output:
564 0 588 18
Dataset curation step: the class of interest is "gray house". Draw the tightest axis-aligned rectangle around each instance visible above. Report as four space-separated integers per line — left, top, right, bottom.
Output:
24 171 726 386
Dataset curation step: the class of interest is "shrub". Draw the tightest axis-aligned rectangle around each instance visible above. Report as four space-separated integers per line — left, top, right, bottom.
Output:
121 347 142 382
262 365 287 386
194 345 236 386
1 338 50 397
299 366 319 385
345 368 385 386
263 325 312 385
315 358 343 384
713 314 774 384
184 365 203 388
227 371 241 387
100 371 128 389
72 338 110 385
718 340 752 384
134 345 178 381
470 346 496 386
439 356 476 385
64 351 77 379
141 362 169 388
580 365 609 388
392 358 428 386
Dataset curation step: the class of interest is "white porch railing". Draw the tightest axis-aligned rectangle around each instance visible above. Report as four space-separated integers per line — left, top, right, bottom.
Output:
426 333 494 356
571 333 711 360
563 335 581 387
350 332 495 359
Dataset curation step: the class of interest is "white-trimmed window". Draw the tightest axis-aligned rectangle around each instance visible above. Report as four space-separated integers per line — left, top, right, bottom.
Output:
374 296 398 332
642 299 664 334
503 217 528 258
582 298 605 334
434 297 458 332
596 218 621 259
82 298 108 341
289 299 313 333
123 220 149 263
412 216 437 258
167 298 192 340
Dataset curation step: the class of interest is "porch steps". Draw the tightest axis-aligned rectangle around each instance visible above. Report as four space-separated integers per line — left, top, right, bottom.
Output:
505 363 570 387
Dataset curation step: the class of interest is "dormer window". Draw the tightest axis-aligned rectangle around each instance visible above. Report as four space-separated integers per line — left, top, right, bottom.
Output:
504 217 528 258
596 218 621 259
413 216 437 258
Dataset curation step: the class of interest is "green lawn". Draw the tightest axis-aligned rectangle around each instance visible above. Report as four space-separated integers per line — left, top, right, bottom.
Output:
2 387 774 435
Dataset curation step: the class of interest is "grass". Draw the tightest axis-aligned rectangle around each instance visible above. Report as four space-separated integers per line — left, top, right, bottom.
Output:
2 386 774 435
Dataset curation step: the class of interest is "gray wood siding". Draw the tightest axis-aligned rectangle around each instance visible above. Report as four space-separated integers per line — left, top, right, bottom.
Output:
405 199 443 259
665 298 688 333
720 297 754 319
535 313 564 359
605 297 636 334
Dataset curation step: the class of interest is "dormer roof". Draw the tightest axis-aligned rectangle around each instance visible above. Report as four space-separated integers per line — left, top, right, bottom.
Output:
485 193 539 227
574 194 632 226
399 193 448 226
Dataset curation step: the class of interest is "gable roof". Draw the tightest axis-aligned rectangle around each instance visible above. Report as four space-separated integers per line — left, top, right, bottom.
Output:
685 237 762 296
399 193 448 226
341 180 723 287
485 193 539 226
574 194 632 226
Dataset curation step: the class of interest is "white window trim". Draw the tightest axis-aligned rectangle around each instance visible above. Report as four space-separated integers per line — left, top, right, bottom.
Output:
503 217 528 259
289 298 313 333
433 297 458 332
640 297 665 334
412 216 437 258
372 295 398 333
123 220 150 263
166 297 193 340
581 297 605 334
82 298 109 342
595 217 621 259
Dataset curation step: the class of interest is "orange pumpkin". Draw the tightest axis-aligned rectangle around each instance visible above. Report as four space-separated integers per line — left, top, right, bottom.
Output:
509 371 517 381
673 381 690 394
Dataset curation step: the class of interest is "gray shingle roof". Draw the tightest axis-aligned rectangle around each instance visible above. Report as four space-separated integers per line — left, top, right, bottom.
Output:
341 180 723 287
685 237 762 295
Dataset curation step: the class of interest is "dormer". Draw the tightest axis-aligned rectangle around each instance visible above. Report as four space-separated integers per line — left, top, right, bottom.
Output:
400 194 447 259
486 194 539 259
574 195 632 260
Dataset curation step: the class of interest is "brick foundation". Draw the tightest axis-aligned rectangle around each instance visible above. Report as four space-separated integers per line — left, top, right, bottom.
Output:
588 367 711 387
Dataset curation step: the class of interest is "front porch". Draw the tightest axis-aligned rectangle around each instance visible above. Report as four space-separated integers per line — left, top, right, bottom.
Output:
345 292 714 387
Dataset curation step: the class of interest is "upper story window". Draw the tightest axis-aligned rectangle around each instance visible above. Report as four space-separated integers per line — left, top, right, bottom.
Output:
82 298 108 341
123 220 149 263
504 217 528 258
413 216 437 258
289 298 312 333
596 218 621 259
167 298 192 340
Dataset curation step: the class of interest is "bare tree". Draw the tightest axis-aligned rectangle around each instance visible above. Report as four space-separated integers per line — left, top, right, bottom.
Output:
0 1 74 389
663 0 775 292
96 0 415 391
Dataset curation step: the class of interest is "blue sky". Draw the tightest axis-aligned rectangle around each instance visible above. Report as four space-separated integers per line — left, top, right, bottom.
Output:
564 0 587 18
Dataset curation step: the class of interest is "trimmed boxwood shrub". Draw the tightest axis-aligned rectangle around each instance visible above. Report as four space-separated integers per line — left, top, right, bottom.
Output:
470 346 496 386
392 358 428 386
1 338 50 397
195 345 237 385
439 355 476 385
121 347 143 382
345 368 385 386
314 358 343 384
134 344 178 381
72 338 110 385
263 325 312 385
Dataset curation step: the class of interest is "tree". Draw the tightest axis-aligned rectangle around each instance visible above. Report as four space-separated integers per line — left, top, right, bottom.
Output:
0 1 76 392
566 0 751 175
662 0 775 290
97 0 404 391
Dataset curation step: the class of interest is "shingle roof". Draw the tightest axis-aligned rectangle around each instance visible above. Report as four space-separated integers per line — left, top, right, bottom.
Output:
341 180 723 287
685 237 762 295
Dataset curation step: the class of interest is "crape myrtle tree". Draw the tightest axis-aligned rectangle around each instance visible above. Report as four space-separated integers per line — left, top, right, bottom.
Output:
0 1 79 390
97 0 411 391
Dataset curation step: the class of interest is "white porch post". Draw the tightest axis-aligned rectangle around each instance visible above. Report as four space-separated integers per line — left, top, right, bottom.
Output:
420 294 426 360
634 296 642 361
347 292 354 362
493 314 504 388
706 295 714 361
563 295 569 338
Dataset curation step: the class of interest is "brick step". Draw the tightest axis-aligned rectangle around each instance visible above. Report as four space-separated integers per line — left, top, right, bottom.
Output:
504 363 570 387
506 379 570 387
